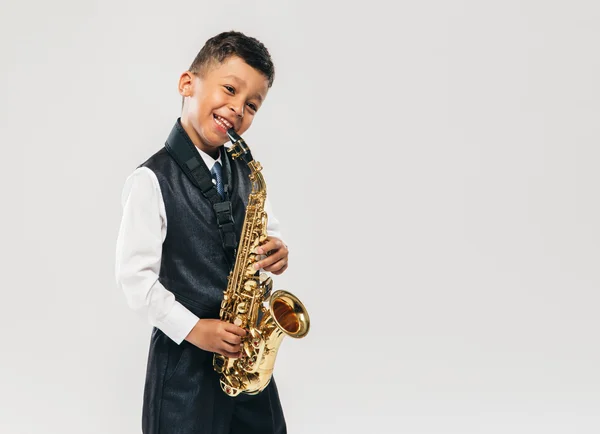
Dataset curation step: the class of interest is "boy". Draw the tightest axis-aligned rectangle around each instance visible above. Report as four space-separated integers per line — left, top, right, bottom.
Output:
115 31 289 434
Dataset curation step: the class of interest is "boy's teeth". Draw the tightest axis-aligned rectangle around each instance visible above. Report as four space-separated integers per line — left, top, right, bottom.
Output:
215 115 232 128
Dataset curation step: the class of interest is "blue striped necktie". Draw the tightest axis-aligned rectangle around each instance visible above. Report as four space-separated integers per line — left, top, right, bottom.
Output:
211 161 225 199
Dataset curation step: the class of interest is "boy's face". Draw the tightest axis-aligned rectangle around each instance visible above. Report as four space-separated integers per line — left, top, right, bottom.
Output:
179 55 270 157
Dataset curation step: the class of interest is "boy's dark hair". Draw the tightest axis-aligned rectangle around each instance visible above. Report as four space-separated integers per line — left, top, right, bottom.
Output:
189 30 275 87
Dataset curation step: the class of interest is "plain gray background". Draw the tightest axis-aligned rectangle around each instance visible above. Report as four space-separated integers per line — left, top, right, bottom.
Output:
1 1 599 433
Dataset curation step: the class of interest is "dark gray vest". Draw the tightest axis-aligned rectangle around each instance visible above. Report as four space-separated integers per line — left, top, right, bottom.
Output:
139 122 287 434
141 122 252 319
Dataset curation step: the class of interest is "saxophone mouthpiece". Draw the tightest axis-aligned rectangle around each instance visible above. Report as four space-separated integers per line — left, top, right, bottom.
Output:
227 128 242 144
226 128 253 162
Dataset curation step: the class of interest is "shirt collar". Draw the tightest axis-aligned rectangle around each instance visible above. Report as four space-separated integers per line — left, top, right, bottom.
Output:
195 145 222 171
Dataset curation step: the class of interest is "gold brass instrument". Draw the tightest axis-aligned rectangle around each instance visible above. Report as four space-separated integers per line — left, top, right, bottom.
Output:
212 129 310 397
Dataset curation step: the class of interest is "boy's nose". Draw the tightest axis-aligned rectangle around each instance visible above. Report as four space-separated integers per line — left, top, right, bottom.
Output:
229 104 244 119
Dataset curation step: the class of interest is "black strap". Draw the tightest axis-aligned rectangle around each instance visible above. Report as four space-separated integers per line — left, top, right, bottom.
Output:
163 120 238 266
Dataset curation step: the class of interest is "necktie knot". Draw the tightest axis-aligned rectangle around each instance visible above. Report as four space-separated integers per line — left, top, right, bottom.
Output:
211 161 225 199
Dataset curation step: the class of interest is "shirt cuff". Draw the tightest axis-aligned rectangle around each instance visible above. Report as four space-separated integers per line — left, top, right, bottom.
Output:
153 301 199 345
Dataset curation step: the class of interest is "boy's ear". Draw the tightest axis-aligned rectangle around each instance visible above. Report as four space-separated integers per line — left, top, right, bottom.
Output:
178 71 194 97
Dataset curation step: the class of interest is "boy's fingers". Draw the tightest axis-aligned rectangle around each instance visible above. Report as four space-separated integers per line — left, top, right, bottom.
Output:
220 339 244 358
263 259 287 274
255 250 286 270
222 341 242 354
223 333 242 345
269 262 288 275
224 323 246 336
256 238 285 255
255 239 275 255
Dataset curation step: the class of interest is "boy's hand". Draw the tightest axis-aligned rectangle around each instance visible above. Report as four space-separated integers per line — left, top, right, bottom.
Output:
254 237 289 275
185 319 246 358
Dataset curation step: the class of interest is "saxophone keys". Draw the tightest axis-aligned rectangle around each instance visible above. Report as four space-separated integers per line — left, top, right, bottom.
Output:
244 355 257 369
259 273 273 296
213 354 225 373
250 335 262 348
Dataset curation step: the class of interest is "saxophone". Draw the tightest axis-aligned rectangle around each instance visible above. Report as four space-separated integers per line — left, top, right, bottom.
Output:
213 128 310 397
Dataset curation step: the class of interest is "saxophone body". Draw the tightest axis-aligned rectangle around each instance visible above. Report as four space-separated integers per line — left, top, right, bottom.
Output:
213 129 310 397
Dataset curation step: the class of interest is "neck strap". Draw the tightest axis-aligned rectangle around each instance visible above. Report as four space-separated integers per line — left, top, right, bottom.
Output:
164 119 237 267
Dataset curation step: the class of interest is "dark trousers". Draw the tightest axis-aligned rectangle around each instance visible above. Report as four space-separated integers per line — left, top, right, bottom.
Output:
142 328 287 434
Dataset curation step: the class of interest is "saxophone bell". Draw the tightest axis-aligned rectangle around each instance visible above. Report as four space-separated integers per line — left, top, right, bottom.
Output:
268 290 310 339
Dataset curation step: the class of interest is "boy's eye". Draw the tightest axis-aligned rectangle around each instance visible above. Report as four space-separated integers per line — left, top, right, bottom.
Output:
224 85 235 94
247 103 258 112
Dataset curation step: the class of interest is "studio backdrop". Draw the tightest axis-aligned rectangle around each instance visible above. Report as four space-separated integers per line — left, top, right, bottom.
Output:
1 1 599 433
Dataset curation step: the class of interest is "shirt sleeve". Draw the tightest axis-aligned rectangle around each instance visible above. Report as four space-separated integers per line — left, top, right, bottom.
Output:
264 197 283 241
115 167 199 344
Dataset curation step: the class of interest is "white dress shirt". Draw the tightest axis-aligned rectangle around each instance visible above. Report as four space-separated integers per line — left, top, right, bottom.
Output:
115 147 282 345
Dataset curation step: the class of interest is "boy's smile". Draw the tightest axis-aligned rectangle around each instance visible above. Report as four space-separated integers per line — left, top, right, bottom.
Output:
179 56 269 158
212 113 235 134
